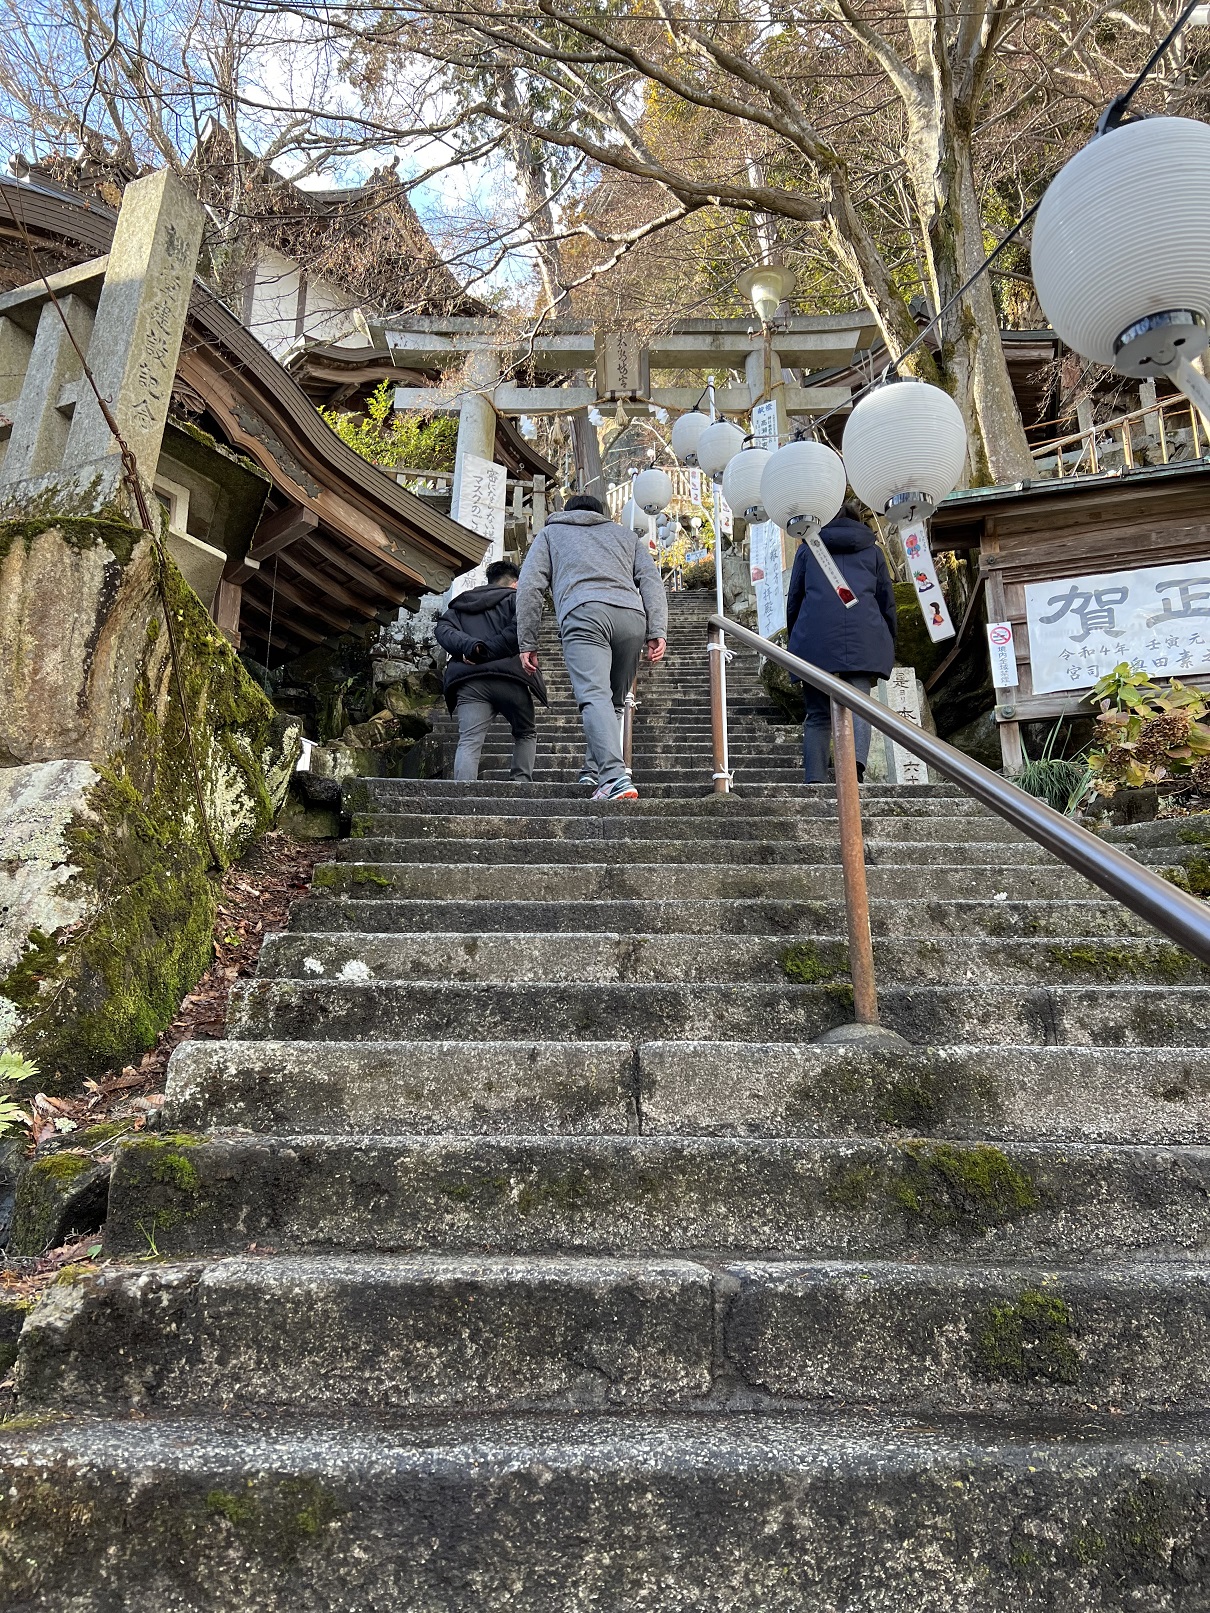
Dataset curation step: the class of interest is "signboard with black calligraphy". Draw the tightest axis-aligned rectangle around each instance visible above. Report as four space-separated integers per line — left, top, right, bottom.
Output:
1025 559 1210 695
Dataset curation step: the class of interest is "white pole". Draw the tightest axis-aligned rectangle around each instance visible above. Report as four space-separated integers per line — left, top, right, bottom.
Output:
706 373 731 790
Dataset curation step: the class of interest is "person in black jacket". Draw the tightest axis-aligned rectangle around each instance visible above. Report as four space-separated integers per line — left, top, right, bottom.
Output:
785 503 898 784
434 560 549 782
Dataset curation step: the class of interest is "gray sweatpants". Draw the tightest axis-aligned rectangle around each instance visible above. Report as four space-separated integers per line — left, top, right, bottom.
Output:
560 602 646 787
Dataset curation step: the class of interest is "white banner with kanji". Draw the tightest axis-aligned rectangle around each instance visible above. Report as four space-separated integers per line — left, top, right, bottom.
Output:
1025 560 1210 694
749 520 786 638
449 453 508 598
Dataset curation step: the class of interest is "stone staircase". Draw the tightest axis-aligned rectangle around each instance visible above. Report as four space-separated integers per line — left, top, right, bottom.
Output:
3 591 1210 1609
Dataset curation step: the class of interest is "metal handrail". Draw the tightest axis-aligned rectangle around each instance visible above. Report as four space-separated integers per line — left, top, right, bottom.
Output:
621 675 638 772
710 612 1210 971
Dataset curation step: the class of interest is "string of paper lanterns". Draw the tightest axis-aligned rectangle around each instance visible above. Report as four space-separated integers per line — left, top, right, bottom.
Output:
667 378 968 539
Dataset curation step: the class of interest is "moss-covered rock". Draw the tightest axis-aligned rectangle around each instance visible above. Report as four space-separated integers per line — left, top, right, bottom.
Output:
892 582 949 685
8 1150 111 1256
0 521 300 1090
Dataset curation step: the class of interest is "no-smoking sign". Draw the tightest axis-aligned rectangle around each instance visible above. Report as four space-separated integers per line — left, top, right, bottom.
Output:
986 621 1019 688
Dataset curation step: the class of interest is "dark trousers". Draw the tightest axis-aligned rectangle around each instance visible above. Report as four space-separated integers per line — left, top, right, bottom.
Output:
453 676 537 782
801 674 874 783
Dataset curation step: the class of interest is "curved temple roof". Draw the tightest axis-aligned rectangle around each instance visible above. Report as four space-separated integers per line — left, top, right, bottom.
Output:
0 176 489 662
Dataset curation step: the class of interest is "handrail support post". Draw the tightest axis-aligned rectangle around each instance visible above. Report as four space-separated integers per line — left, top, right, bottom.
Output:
830 699 880 1025
708 623 731 794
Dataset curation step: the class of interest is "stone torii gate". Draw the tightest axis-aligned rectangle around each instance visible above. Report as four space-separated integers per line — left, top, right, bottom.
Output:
383 313 878 526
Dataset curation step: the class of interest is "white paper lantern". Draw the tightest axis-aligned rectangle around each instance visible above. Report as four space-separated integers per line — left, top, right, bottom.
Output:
721 446 772 519
1032 117 1210 375
697 419 747 478
841 380 966 524
632 467 673 514
619 497 646 531
670 410 708 466
759 441 847 537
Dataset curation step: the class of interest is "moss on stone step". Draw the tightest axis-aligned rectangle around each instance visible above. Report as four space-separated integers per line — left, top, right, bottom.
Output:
778 942 849 985
1044 941 1195 982
894 1141 1040 1231
973 1286 1081 1384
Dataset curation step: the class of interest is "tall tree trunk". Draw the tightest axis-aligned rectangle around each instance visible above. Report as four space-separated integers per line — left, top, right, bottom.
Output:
817 163 943 388
902 85 1033 485
498 74 567 314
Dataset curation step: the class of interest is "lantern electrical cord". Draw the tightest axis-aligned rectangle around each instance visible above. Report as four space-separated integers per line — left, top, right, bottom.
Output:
1098 0 1202 134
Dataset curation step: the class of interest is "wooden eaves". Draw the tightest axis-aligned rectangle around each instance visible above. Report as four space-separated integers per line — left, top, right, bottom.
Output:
0 176 490 663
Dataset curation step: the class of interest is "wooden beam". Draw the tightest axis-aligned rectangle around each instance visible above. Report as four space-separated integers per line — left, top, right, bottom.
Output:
215 578 243 647
315 488 431 587
261 570 359 634
249 504 319 563
222 551 261 586
284 551 382 617
305 540 410 604
240 592 325 645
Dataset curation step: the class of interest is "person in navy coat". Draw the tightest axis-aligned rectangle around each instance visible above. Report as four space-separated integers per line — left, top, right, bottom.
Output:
785 503 898 783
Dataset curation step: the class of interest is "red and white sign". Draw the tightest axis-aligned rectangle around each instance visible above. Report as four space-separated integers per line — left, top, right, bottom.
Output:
986 621 1020 688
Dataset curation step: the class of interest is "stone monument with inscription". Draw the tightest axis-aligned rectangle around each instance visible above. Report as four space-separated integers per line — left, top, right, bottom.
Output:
0 169 206 764
0 167 204 522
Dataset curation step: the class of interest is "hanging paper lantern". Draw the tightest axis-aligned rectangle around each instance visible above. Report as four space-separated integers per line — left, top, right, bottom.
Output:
670 410 709 465
697 419 747 478
619 497 646 531
841 379 966 525
721 446 772 520
759 441 846 536
1032 116 1210 376
632 467 673 514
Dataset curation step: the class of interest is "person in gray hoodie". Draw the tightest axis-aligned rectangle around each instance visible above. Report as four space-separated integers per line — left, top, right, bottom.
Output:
516 494 668 800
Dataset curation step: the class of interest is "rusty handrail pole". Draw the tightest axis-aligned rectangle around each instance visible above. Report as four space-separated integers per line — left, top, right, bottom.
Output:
621 676 638 771
830 699 881 1023
710 611 1210 965
708 623 731 793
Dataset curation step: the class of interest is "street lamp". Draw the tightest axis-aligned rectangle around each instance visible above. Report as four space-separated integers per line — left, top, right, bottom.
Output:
841 379 967 526
1031 116 1210 415
632 467 673 514
737 263 797 325
721 444 773 521
671 409 709 466
759 440 847 536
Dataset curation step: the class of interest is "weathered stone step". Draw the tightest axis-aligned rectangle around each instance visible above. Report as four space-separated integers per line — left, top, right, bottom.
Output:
347 784 985 818
334 836 1052 869
291 895 1155 941
167 1038 639 1134
166 1037 1210 1145
349 811 1021 842
18 1254 1210 1418
8 1406 1210 1611
471 772 806 788
310 860 1097 903
104 1134 1210 1260
225 978 1210 1049
258 931 1203 989
348 779 965 802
